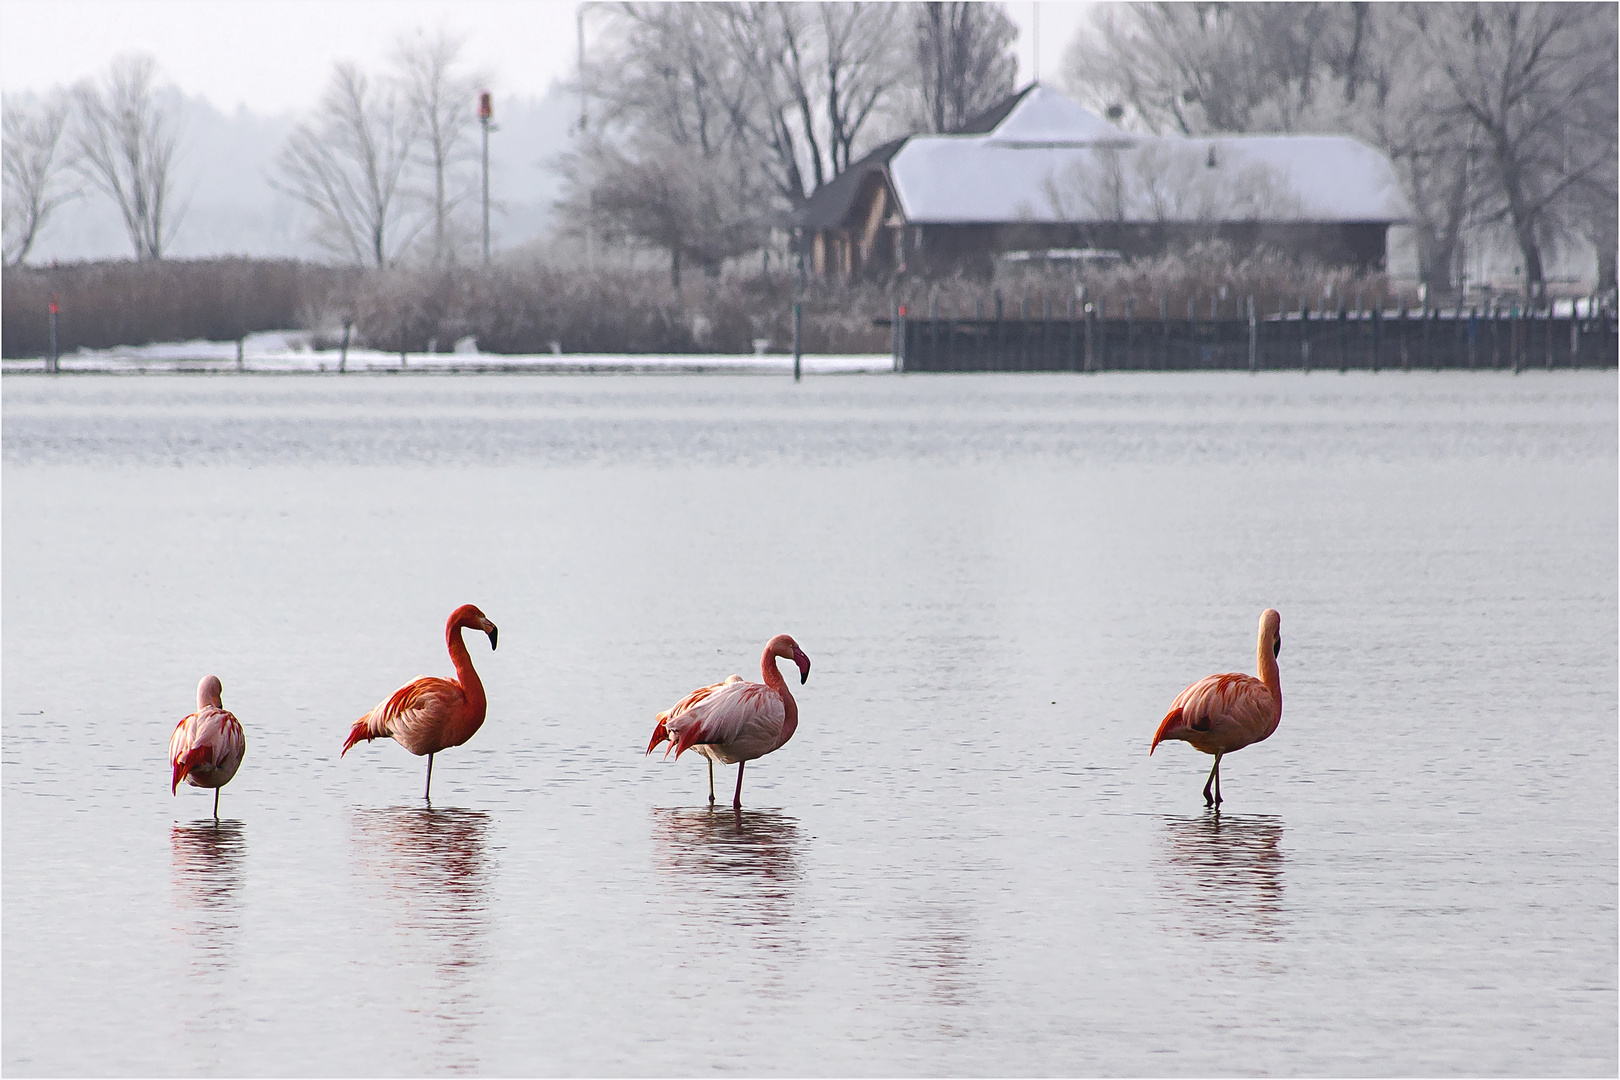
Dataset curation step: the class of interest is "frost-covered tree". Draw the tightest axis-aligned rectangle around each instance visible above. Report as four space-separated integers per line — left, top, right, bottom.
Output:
2 93 79 266
275 63 421 267
71 54 184 260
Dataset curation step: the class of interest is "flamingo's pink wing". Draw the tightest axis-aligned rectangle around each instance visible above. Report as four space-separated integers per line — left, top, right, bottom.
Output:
373 676 464 755
666 679 785 758
170 712 199 766
191 706 246 768
1171 672 1276 746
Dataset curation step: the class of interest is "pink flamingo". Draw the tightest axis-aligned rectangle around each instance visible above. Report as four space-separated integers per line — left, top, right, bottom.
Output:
1151 609 1282 807
343 604 498 801
170 675 247 819
647 634 811 808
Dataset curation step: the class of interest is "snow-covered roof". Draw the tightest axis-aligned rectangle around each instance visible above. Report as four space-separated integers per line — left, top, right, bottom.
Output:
982 85 1130 146
886 87 1410 225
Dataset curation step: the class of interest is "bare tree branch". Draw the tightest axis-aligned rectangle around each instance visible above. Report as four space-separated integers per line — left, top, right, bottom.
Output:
273 63 422 267
70 54 183 260
2 93 79 267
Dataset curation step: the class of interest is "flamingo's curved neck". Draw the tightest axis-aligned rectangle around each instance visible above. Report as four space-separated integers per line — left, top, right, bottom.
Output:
447 617 487 716
760 646 799 745
1257 636 1282 718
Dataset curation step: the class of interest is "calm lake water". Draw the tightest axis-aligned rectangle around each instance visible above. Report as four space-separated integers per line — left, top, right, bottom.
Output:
4 371 1616 1076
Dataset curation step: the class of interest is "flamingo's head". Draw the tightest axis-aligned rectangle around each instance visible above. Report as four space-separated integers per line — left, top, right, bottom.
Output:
1260 608 1282 658
768 634 811 684
196 675 224 710
451 604 498 650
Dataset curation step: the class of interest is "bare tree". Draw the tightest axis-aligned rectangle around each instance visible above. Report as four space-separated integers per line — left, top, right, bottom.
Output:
2 93 79 266
1411 2 1618 300
275 63 421 267
911 1 1019 133
395 29 483 263
70 54 183 260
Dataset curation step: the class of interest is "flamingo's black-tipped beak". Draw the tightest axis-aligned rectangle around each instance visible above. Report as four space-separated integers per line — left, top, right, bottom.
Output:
795 649 810 684
487 623 499 651
1273 636 1280 657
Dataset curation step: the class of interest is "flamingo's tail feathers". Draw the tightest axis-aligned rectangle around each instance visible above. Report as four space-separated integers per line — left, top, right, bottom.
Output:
1151 707 1184 755
172 746 210 792
647 714 670 757
671 725 704 760
342 717 375 758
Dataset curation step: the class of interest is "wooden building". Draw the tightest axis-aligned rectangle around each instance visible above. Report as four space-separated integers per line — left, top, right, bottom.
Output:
797 85 1410 279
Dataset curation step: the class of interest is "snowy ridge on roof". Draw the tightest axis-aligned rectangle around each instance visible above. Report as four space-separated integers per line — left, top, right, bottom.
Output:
984 84 1126 145
887 87 1410 225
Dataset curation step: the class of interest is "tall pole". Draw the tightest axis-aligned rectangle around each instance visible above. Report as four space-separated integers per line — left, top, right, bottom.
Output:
479 91 493 265
578 5 595 271
1032 2 1040 83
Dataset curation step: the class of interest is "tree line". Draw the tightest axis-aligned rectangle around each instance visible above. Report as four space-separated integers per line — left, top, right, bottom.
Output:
556 1 1018 288
6 2 1616 302
2 33 488 270
1065 1 1619 296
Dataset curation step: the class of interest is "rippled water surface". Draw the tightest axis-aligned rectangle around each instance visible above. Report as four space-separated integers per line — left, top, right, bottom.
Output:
4 372 1616 1075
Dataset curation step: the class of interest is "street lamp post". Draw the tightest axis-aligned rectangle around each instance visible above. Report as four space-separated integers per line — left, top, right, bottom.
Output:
479 91 493 265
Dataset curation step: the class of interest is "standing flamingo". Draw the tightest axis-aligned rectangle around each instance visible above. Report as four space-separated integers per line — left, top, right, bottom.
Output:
170 675 247 819
1151 609 1282 807
647 635 811 808
343 604 498 801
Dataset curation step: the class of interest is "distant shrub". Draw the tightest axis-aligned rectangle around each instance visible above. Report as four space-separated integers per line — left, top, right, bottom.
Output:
1 247 1412 359
1 258 356 358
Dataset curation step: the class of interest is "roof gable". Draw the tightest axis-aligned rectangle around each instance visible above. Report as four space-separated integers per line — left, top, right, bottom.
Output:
985 84 1126 145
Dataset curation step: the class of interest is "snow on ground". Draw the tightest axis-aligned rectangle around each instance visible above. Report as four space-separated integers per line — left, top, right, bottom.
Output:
0 331 893 375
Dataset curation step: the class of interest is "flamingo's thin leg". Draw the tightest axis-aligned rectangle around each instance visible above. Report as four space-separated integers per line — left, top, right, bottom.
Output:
213 788 220 820
733 761 745 810
425 752 435 803
708 759 715 805
1214 755 1223 806
1203 754 1221 807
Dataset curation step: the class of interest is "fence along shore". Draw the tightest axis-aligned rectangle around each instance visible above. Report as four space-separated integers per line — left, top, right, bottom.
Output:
881 295 1618 373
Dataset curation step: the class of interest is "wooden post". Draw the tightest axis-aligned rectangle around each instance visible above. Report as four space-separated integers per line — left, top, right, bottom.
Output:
792 301 802 382
1187 296 1196 370
1159 296 1169 370
897 301 908 373
48 296 59 374
339 321 352 373
1371 304 1381 372
1125 297 1135 370
236 337 245 372
400 321 408 368
1468 307 1478 369
1301 300 1310 373
1019 296 1029 370
1545 306 1553 370
1097 297 1106 370
1338 303 1348 373
1067 296 1077 372
1247 295 1257 372
929 292 940 371
1398 301 1409 371
1083 302 1093 372
994 291 1004 371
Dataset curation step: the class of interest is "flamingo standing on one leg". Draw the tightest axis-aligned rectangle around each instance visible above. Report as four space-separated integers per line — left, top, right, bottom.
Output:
170 675 247 819
647 635 810 809
1151 609 1282 807
343 604 498 802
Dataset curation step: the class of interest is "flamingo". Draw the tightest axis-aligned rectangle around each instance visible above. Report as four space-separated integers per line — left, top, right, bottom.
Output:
647 635 810 808
170 675 247 819
342 604 498 801
1151 609 1282 807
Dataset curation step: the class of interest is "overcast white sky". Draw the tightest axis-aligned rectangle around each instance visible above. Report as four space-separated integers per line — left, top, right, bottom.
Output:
0 0 1094 114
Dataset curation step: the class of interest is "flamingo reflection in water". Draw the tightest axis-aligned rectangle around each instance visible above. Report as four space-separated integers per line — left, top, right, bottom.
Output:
350 807 493 1070
1158 814 1286 941
650 807 805 939
170 821 247 967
